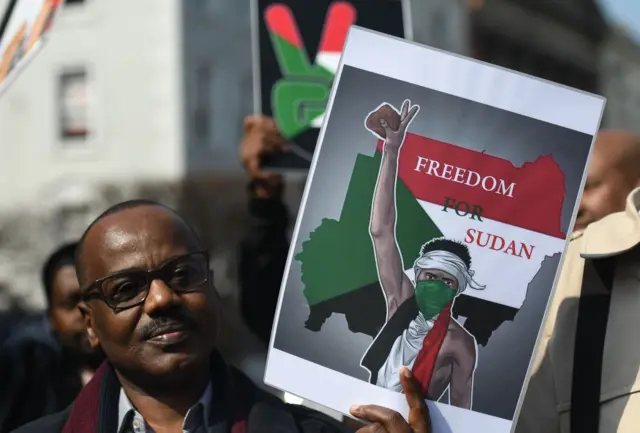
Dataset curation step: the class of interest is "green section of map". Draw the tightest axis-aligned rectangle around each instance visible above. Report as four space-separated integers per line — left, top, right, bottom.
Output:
296 151 443 306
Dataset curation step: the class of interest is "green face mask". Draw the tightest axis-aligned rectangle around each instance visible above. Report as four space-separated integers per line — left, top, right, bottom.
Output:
415 279 457 319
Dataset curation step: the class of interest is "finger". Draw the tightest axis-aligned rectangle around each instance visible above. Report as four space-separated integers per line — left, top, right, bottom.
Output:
380 119 393 137
264 131 286 150
355 422 387 433
244 116 258 132
400 368 424 409
401 105 420 128
262 117 279 135
400 100 409 120
400 369 430 433
245 115 277 134
351 405 409 433
246 156 265 179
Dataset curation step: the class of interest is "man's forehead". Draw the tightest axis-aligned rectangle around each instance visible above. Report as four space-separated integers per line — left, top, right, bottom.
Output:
82 206 199 273
53 265 80 289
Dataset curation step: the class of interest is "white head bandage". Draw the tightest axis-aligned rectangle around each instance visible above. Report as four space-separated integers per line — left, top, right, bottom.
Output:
413 250 485 294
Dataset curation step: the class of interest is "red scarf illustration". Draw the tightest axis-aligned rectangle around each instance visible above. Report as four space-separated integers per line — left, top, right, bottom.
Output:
411 303 452 396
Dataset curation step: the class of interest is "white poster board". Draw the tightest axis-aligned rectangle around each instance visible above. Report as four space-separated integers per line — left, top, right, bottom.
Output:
265 26 605 433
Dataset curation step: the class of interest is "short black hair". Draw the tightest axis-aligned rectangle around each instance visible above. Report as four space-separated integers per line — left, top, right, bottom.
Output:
75 199 203 286
420 238 472 269
42 242 78 309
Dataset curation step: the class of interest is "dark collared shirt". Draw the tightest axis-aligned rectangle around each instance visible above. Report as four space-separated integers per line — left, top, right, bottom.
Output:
117 383 213 433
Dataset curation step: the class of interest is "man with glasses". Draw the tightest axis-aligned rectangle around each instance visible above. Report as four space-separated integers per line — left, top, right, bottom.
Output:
13 199 432 433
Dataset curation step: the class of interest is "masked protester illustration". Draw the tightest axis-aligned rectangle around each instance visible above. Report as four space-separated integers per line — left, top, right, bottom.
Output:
360 100 485 409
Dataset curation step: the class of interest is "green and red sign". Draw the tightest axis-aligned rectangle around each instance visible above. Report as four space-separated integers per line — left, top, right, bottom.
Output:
253 0 408 169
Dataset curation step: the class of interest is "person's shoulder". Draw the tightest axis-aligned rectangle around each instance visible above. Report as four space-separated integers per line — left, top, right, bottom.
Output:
561 230 585 268
578 195 640 258
3 314 54 350
9 407 70 433
569 229 584 242
448 318 475 348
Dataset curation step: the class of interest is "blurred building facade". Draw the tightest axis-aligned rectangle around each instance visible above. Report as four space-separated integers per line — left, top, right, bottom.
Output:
599 26 640 132
411 0 607 96
414 0 640 128
0 0 263 310
470 0 606 93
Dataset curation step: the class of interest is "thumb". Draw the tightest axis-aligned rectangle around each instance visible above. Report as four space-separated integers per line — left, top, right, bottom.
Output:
380 119 393 137
400 368 431 433
246 156 265 180
244 115 265 133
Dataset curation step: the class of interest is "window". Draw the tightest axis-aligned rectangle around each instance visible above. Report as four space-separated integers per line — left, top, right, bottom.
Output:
58 69 89 141
194 64 211 143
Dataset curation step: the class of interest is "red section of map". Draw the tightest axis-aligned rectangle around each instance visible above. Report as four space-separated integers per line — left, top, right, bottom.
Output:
377 134 566 238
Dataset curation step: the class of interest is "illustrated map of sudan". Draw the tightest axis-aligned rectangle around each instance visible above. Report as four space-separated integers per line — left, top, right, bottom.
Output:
295 134 567 344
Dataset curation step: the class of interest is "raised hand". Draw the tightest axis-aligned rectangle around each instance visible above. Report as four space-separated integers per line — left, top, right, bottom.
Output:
239 115 285 196
350 367 431 433
381 100 420 152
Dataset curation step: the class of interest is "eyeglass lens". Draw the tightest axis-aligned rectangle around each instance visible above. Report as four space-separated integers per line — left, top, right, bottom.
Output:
99 253 208 308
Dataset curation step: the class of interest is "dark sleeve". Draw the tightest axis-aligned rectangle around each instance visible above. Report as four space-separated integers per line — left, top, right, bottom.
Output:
239 194 290 345
287 405 354 433
8 407 70 433
0 339 49 433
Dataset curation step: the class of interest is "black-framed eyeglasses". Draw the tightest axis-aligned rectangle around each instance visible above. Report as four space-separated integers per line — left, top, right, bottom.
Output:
82 251 210 312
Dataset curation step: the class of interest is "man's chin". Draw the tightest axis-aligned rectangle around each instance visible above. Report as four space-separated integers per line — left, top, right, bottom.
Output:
142 351 207 378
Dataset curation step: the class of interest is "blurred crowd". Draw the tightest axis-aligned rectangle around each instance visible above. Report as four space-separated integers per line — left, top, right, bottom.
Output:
1 71 640 433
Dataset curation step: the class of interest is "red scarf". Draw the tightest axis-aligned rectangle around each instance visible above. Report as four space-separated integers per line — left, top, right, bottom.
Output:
61 361 249 433
61 363 105 433
411 303 452 396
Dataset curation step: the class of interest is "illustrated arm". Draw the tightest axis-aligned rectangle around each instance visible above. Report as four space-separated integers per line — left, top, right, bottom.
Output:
369 140 415 318
449 336 476 409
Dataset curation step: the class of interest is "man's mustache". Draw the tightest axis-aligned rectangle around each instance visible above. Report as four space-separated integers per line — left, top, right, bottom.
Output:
139 309 199 340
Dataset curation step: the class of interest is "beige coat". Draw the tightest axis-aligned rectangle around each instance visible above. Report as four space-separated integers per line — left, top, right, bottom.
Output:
515 187 640 433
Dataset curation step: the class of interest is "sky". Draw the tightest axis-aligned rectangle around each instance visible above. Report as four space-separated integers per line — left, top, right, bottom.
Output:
598 0 640 41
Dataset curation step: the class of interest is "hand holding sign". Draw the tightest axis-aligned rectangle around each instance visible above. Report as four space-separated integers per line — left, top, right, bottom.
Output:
240 115 285 178
350 368 432 433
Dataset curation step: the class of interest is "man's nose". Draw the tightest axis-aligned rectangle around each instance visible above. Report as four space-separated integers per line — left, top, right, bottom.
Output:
144 279 181 313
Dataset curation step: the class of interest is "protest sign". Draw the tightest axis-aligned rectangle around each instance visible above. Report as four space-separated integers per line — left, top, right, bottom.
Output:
251 0 410 170
0 0 63 97
265 26 606 432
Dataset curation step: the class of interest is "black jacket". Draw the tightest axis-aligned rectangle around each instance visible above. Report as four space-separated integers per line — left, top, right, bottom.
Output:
11 353 352 433
239 196 289 345
0 316 81 433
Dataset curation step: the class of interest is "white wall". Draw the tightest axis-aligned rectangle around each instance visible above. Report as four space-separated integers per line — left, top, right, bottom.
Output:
0 0 185 213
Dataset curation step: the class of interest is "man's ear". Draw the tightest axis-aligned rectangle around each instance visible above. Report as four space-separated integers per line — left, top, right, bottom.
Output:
79 301 100 349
